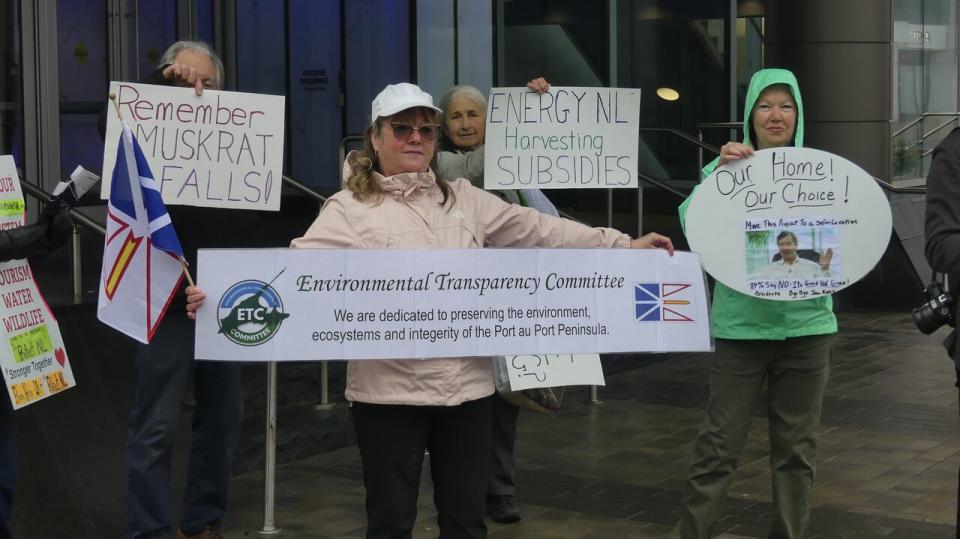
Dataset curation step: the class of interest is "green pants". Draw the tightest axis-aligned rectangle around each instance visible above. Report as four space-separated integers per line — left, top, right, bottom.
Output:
671 334 834 539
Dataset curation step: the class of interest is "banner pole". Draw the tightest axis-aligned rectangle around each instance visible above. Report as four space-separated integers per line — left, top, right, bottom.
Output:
259 362 281 535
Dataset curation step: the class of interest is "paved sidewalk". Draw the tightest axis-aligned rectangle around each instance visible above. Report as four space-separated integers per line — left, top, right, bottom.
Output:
222 311 959 538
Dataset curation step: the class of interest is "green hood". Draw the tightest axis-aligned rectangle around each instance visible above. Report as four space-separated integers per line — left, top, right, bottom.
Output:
700 68 805 178
741 68 804 150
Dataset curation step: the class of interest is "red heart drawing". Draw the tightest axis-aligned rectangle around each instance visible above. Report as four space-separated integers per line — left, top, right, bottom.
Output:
54 348 66 368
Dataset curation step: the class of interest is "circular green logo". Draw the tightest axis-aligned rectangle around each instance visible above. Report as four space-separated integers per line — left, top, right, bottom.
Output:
217 280 289 346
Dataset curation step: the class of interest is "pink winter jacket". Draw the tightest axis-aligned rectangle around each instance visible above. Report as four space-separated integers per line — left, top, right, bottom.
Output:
290 168 631 406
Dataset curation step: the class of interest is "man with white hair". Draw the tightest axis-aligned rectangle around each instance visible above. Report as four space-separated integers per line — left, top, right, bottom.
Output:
106 41 241 539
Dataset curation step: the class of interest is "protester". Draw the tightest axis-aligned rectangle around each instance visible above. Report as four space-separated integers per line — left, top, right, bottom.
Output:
0 201 72 539
188 81 674 538
436 78 558 524
925 128 960 365
670 69 836 539
102 40 247 539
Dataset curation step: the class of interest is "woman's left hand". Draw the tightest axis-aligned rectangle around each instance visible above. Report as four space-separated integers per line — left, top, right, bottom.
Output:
185 285 206 320
526 77 551 94
630 233 675 256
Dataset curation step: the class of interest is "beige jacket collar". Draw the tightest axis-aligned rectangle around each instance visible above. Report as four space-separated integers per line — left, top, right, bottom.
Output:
374 169 437 201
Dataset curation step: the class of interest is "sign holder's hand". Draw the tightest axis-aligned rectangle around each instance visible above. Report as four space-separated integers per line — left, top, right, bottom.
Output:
719 142 754 165
630 233 674 256
162 63 208 96
186 285 206 320
526 77 550 94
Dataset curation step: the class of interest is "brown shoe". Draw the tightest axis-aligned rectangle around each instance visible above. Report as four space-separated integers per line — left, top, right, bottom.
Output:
175 525 223 539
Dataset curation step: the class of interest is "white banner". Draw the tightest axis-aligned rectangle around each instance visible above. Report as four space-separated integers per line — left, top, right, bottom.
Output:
0 157 76 409
483 86 641 190
504 354 605 391
194 248 710 361
685 147 892 300
102 82 285 211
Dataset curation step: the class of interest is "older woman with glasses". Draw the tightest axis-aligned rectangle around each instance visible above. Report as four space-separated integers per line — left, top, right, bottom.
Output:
188 82 673 539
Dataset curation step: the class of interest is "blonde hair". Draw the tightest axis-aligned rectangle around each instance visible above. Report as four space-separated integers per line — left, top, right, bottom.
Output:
346 108 454 206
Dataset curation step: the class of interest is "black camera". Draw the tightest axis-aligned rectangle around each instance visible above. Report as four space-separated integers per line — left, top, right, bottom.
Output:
912 281 955 334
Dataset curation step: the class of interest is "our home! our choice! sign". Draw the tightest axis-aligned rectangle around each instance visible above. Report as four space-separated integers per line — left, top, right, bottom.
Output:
483 87 641 190
102 82 285 211
685 147 892 300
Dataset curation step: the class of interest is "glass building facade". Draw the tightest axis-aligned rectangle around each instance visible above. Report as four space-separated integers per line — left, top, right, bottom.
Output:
2 0 958 210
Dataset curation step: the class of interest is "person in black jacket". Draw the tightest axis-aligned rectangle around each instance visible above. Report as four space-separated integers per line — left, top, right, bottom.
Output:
923 127 960 537
925 128 960 366
0 202 72 539
101 40 247 539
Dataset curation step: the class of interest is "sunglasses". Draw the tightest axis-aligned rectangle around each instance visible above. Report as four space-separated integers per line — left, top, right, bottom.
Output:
388 122 440 142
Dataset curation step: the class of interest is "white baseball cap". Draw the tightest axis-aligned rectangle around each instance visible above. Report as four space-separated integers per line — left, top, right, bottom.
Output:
370 83 442 126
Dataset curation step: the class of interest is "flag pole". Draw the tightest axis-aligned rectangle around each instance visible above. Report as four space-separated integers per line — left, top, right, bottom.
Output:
179 257 195 287
108 92 123 120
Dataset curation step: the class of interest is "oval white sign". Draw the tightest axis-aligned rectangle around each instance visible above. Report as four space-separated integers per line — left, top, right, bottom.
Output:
685 147 892 301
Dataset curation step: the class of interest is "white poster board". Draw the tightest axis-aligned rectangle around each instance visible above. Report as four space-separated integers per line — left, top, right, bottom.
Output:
194 248 710 361
0 157 76 409
483 87 641 190
685 147 892 300
504 353 605 391
101 82 285 211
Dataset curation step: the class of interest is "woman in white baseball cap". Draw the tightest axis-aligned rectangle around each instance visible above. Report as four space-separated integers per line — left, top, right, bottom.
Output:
189 81 675 539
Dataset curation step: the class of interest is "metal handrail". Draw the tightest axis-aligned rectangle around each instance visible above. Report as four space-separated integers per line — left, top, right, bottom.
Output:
638 127 720 154
891 112 960 138
697 121 744 130
638 171 688 200
282 174 327 202
873 176 926 195
918 116 959 144
19 179 106 236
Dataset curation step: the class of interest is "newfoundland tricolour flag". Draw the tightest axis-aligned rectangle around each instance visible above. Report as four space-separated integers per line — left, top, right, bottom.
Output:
98 124 185 343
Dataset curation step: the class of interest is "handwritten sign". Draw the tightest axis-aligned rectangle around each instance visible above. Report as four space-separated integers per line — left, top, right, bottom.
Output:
483 87 641 189
685 147 892 300
502 353 605 391
194 248 710 361
102 82 285 211
0 157 76 409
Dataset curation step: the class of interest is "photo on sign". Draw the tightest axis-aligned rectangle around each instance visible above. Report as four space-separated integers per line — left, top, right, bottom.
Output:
744 224 841 282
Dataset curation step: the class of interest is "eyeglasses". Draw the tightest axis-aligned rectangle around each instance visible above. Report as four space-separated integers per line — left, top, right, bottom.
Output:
388 122 440 142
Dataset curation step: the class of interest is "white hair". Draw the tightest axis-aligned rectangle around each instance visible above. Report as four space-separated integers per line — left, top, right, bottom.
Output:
438 85 487 128
159 40 225 89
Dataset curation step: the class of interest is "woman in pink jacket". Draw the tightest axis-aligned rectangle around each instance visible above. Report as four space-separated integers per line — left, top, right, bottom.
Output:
188 82 672 539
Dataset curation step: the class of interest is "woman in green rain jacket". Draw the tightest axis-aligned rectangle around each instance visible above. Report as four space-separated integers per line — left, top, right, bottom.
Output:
670 69 836 539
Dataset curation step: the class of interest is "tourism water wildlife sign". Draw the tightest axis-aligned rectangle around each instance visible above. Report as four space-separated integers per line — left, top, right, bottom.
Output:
685 147 892 300
483 87 641 190
0 157 76 409
102 82 285 211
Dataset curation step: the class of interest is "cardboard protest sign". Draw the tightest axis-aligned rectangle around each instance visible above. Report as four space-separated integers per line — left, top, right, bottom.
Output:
502 353 605 391
102 82 285 211
685 147 892 300
0 157 76 409
194 248 710 361
483 87 641 189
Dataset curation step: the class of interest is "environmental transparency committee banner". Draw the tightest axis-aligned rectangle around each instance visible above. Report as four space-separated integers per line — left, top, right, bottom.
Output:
194 248 711 361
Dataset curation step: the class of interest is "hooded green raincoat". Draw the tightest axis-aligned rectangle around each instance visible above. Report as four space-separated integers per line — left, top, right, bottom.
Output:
679 68 837 340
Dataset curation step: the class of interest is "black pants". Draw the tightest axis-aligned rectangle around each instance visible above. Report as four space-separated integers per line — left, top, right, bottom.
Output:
125 314 244 538
488 393 519 496
0 397 12 539
351 396 493 539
